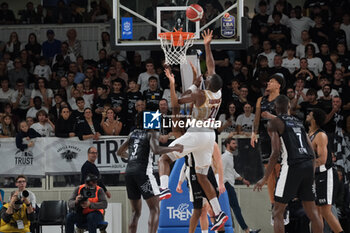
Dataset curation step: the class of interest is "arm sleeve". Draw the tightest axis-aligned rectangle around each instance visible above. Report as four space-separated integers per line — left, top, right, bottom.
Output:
90 189 107 210
16 134 28 151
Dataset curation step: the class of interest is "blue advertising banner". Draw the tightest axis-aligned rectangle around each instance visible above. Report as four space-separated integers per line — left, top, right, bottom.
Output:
158 158 234 233
221 13 235 38
121 17 133 40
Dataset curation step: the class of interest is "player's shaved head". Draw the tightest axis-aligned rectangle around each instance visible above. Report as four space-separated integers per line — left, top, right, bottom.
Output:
208 74 222 92
274 95 289 114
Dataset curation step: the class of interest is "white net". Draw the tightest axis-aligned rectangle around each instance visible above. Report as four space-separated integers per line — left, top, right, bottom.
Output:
159 33 195 65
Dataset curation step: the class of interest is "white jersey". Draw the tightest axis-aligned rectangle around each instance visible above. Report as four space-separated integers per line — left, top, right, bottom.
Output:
192 90 222 121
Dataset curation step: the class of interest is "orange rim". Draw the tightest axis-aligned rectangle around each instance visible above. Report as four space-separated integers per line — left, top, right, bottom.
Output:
159 28 195 47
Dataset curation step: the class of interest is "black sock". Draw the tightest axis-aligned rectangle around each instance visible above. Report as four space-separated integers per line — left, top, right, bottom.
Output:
218 231 225 233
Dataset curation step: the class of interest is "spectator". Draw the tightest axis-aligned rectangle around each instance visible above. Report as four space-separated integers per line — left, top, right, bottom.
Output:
30 78 53 109
69 88 81 110
71 97 85 123
0 2 15 24
218 102 236 135
75 108 102 140
253 55 270 87
90 0 111 23
93 84 110 120
26 96 48 119
247 35 262 67
19 49 33 75
42 30 61 63
316 42 330 63
143 77 163 111
54 0 71 24
97 32 112 57
323 96 344 134
293 88 322 120
115 61 128 84
82 77 95 108
96 49 109 79
15 175 37 209
49 94 63 122
55 106 75 138
296 30 319 58
251 1 269 42
0 60 7 80
26 116 34 128
0 190 34 233
81 147 111 199
65 28 81 58
288 6 315 46
305 44 323 77
100 108 122 136
233 85 250 116
317 81 339 99
110 79 127 118
126 79 143 129
320 60 336 81
309 14 328 48
25 33 42 62
8 58 29 88
76 55 88 74
268 11 290 47
52 42 76 66
258 40 276 68
52 61 68 87
19 1 38 24
65 174 107 233
292 58 316 88
3 52 13 70
332 69 344 95
33 57 52 81
15 120 41 151
337 42 350 71
135 100 146 114
269 55 290 87
341 13 350 51
254 0 274 15
0 77 13 104
69 62 85 84
0 113 15 137
138 59 159 93
10 79 30 118
6 32 22 59
30 110 55 137
329 19 347 51
236 103 255 135
282 45 300 75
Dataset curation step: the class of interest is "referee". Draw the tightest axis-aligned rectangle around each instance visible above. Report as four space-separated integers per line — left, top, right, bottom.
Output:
81 146 111 198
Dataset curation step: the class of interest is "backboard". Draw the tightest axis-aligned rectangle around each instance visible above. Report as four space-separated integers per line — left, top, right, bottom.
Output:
111 0 247 51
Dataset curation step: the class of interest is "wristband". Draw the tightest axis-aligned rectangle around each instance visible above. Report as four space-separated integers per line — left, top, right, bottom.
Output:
215 174 220 185
188 84 198 92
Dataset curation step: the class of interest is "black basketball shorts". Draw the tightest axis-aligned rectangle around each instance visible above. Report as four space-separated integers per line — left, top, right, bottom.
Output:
274 160 315 204
125 172 160 200
315 168 335 206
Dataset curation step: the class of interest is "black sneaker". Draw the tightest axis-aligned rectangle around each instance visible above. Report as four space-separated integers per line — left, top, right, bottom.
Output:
249 229 261 233
210 211 228 231
159 188 171 200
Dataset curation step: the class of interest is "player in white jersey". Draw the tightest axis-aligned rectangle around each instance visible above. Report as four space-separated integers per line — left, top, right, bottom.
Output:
158 29 228 231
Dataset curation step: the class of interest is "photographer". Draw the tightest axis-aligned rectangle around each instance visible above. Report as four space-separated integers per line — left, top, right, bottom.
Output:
0 190 34 233
15 176 37 209
66 174 107 233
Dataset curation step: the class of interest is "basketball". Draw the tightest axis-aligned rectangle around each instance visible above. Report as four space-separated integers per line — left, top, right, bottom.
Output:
186 4 203 22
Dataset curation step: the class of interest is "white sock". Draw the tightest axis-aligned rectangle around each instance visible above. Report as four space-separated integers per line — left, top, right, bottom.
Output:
209 197 221 215
160 175 169 189
202 230 208 233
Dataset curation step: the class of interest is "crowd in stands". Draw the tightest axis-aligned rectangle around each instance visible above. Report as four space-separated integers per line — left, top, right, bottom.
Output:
0 0 112 24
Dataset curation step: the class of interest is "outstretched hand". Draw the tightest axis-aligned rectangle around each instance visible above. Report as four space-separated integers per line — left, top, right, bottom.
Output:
253 177 266 192
202 29 213 45
189 61 202 87
164 66 175 85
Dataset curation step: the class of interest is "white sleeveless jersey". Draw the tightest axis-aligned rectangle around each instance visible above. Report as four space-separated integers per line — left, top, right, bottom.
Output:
192 90 222 121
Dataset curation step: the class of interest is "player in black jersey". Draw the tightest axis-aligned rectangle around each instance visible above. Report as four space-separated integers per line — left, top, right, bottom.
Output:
254 95 323 233
251 74 284 206
117 113 183 233
306 108 344 233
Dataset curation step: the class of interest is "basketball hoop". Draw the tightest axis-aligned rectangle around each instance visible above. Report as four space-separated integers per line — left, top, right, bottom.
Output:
158 28 195 65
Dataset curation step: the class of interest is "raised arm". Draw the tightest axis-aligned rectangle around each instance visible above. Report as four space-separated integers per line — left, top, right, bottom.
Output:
164 67 180 115
202 29 215 76
250 97 262 147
